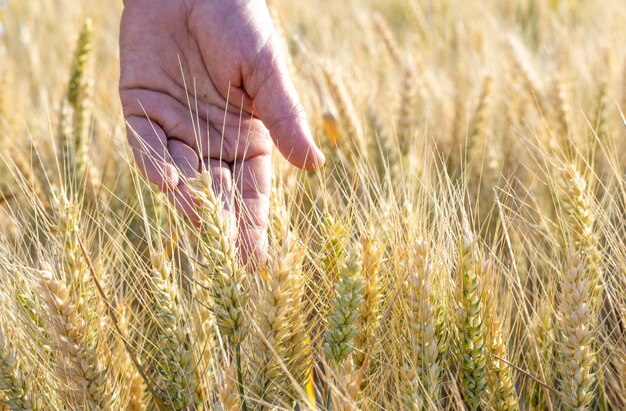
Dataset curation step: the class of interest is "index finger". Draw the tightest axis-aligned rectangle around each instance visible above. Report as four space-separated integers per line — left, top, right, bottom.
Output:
126 115 180 191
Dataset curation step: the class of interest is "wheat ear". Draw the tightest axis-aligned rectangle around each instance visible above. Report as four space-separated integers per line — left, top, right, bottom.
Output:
67 18 94 151
324 248 365 366
354 230 384 369
250 227 309 407
457 239 488 411
557 251 597 410
400 240 444 409
483 283 519 411
0 62 8 134
0 327 43 410
320 213 349 283
528 299 555 410
396 59 418 158
191 171 247 346
487 319 519 411
147 252 193 410
372 12 403 65
190 171 248 409
559 164 603 308
468 75 494 156
322 66 365 155
218 362 242 411
114 303 147 411
39 269 114 409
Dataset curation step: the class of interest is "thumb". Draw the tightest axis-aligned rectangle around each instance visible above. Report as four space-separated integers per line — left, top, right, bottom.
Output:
246 38 325 170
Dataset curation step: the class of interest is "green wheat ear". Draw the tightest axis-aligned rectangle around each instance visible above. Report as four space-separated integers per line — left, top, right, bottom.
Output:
457 238 488 411
63 18 94 188
0 327 44 410
190 171 248 408
191 171 247 347
324 247 365 366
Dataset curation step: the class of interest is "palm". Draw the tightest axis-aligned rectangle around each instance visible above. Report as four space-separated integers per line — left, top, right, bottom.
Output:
119 0 324 264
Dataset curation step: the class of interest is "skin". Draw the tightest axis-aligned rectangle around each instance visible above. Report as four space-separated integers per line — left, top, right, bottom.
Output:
119 0 325 266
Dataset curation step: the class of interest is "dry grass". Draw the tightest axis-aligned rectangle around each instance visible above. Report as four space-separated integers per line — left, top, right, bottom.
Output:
1 0 626 409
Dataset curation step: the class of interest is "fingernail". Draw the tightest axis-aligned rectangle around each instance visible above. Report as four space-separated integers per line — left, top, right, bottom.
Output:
164 164 180 188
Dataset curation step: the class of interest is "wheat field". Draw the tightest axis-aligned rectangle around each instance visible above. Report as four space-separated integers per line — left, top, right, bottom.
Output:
1 0 626 410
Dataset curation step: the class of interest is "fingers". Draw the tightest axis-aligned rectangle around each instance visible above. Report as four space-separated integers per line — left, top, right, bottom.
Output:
126 116 200 220
122 88 272 162
232 153 272 267
164 140 238 235
123 97 262 262
121 88 213 154
244 38 325 171
126 115 179 191
203 158 236 241
166 139 200 219
169 139 200 178
121 81 275 268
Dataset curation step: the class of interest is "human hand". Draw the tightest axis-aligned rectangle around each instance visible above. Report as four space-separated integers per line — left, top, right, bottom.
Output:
119 0 325 265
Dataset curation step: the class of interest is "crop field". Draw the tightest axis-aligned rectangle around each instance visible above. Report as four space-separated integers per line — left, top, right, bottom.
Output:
1 0 626 410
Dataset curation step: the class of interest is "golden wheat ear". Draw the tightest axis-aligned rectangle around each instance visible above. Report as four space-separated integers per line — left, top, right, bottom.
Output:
144 251 194 410
189 171 248 408
554 164 603 410
398 239 446 409
354 229 383 371
483 261 519 411
248 190 311 408
38 269 115 409
322 65 365 158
